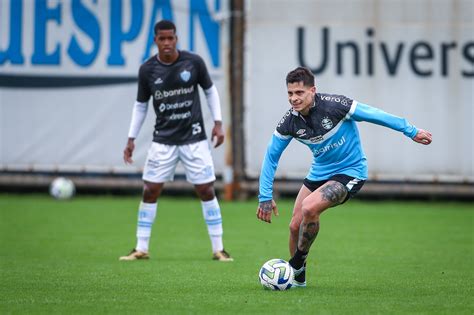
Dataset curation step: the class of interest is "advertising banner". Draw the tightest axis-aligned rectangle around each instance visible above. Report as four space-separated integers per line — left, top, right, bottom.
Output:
245 0 473 182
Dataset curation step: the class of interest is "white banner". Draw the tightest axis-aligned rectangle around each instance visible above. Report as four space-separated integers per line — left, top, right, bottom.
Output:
245 0 473 182
2 0 473 184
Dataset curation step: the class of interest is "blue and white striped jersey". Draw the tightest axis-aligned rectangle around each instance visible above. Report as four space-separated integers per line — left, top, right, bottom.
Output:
258 93 418 202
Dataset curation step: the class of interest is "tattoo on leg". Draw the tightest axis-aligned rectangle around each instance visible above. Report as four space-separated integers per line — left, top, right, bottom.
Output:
320 182 348 205
298 221 320 252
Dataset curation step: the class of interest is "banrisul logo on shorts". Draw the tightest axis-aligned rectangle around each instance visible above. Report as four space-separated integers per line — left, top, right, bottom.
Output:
321 117 333 130
154 86 194 100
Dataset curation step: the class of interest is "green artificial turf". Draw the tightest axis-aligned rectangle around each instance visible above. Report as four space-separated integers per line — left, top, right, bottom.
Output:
0 194 472 314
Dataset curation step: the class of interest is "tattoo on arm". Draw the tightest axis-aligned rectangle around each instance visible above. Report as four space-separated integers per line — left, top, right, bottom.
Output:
298 221 320 252
320 181 348 205
260 200 273 213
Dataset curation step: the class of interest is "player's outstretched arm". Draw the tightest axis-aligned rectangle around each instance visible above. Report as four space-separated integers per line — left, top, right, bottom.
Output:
256 199 279 223
412 128 432 145
211 121 224 148
123 138 135 164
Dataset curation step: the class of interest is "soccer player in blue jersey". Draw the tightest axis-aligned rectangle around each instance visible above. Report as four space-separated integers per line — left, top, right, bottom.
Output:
256 67 432 287
119 20 232 262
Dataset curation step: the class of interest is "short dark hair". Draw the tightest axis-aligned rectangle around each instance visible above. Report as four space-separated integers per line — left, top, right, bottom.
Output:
286 67 315 87
154 20 176 35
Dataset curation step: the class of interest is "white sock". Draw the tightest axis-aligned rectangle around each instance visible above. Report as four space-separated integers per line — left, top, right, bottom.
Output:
135 201 157 253
201 197 224 253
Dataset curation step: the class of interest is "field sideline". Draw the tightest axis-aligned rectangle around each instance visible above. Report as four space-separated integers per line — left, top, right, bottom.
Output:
0 194 472 314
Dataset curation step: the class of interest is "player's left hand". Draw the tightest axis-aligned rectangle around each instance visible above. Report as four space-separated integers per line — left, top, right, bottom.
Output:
413 129 432 145
211 121 225 148
256 200 279 223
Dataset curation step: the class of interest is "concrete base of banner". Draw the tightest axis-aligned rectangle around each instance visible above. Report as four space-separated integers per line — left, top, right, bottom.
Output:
0 172 473 200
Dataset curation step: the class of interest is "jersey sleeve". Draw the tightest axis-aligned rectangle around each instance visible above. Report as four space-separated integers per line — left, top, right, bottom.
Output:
196 55 213 90
136 65 151 102
349 102 418 138
275 110 293 136
127 101 148 139
336 95 354 116
258 133 292 202
203 85 222 121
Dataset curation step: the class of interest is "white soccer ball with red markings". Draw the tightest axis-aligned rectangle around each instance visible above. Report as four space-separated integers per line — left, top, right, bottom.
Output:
259 258 294 290
49 177 75 200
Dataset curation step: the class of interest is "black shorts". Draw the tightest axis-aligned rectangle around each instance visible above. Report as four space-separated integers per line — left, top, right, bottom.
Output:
303 174 365 203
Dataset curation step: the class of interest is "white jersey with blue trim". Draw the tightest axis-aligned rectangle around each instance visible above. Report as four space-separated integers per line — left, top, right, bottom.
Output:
258 93 418 202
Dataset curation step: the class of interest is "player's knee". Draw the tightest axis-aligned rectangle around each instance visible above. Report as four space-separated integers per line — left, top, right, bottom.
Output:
289 220 300 236
301 199 322 219
195 183 215 201
142 183 161 203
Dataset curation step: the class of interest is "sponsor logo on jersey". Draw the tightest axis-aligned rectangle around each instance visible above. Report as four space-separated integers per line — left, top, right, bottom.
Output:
319 95 349 106
154 86 195 100
320 95 345 103
154 77 163 84
310 135 324 143
321 117 333 130
313 136 346 156
158 100 193 112
155 90 164 100
296 129 307 137
169 111 192 120
180 70 191 82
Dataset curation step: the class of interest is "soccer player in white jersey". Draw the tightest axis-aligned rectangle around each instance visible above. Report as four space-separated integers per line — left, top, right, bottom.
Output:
119 20 232 262
257 67 432 286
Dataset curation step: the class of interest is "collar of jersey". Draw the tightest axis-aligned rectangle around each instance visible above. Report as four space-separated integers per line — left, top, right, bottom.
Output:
156 50 181 66
291 101 317 116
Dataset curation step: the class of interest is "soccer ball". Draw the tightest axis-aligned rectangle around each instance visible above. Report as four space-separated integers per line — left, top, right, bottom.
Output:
259 258 294 290
49 177 75 200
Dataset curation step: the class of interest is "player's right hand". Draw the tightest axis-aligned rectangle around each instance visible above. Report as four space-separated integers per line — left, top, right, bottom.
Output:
413 129 432 145
256 199 278 223
123 139 135 164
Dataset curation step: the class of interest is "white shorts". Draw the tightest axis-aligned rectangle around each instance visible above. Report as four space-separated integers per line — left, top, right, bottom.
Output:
142 140 216 185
